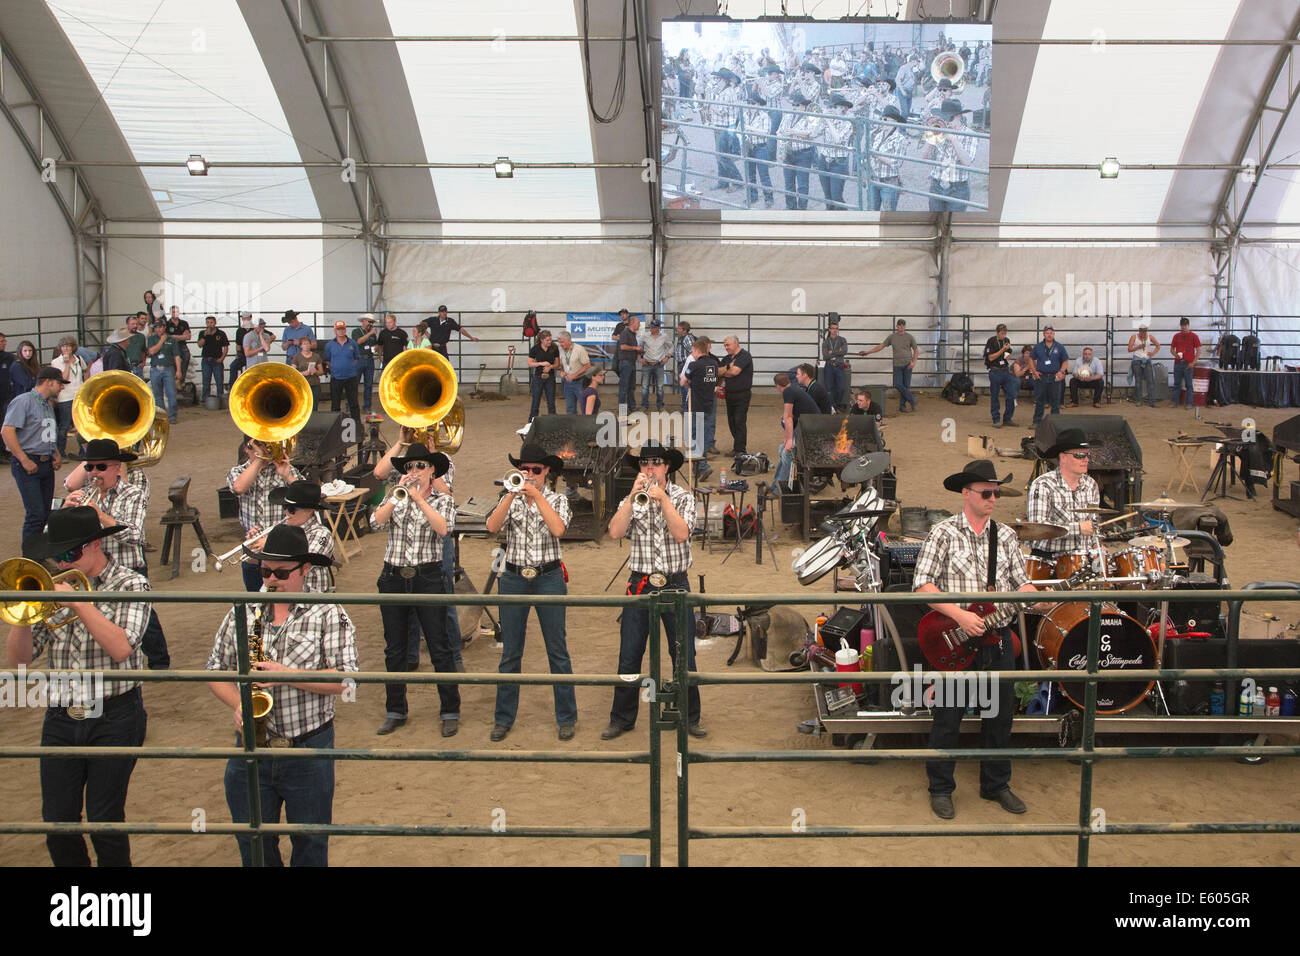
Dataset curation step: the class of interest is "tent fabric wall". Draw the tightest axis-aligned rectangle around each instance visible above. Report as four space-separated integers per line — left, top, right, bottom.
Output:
1232 246 1300 364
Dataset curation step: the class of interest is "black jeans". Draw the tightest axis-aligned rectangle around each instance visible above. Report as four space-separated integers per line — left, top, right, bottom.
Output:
131 564 170 670
926 628 1015 797
1069 378 1105 405
609 574 700 729
40 687 147 866
725 392 751 454
329 376 360 434
378 569 460 719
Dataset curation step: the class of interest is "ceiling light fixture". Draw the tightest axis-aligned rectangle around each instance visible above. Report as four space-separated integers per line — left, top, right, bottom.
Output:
186 154 209 176
1098 157 1120 179
494 156 515 179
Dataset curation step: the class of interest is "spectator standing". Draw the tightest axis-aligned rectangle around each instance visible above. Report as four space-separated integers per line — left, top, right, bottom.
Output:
718 336 754 454
351 314 380 413
638 318 672 412
1028 326 1069 426
425 305 478 360
243 318 273 367
124 314 148 379
821 319 850 411
1170 317 1201 408
228 312 253 383
527 330 560 421
770 371 820 493
616 312 642 412
0 335 16 446
49 337 87 457
142 289 165 325
580 370 605 415
1067 347 1106 407
859 318 919 413
165 306 192 384
197 315 230 404
100 327 132 373
280 310 315 364
682 337 720 459
556 331 593 414
673 321 696 412
983 322 1016 428
3 366 65 539
146 320 181 425
1126 324 1159 407
11 340 39 396
377 314 408 370
291 338 322 406
796 363 833 414
322 320 362 433
408 320 432 352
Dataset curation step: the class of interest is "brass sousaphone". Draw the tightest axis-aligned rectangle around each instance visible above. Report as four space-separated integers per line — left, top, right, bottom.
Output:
379 348 463 454
71 370 168 467
228 363 314 461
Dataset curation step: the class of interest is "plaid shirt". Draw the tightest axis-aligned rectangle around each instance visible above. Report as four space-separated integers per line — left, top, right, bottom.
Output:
913 512 1031 630
674 332 696 370
816 113 856 160
621 482 696 575
377 489 456 566
31 561 150 699
930 126 978 186
501 489 570 566
870 126 908 179
226 460 303 535
97 472 149 570
302 518 336 593
206 600 359 740
1027 469 1101 556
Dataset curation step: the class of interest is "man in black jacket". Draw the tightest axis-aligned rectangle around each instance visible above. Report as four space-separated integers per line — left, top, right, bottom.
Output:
796 364 833 414
718 336 753 455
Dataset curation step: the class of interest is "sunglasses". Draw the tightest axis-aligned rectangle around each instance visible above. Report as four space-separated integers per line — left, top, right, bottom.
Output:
971 489 1002 500
259 563 305 580
640 458 666 468
284 506 301 515
519 465 545 475
1068 452 1091 460
84 463 114 472
54 545 85 564
404 461 431 473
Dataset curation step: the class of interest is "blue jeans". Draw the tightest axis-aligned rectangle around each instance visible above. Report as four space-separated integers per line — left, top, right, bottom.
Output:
562 377 583 414
529 373 556 420
201 358 224 401
149 366 177 422
717 131 741 186
816 155 848 209
359 358 375 412
892 364 915 409
679 383 690 412
378 568 459 720
224 721 335 867
13 457 54 541
773 444 796 487
869 176 901 211
988 367 1017 424
928 178 971 212
784 147 814 209
495 567 577 728
618 359 638 411
55 400 76 457
640 365 666 410
745 141 774 204
609 573 699 729
1033 377 1061 425
692 405 716 454
1174 360 1195 406
1130 358 1155 406
823 363 847 411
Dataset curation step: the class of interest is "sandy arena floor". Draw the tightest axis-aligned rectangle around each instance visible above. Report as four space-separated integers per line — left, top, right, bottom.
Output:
0 385 1297 866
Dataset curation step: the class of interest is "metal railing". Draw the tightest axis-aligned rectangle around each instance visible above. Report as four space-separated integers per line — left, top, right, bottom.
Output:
0 586 1297 866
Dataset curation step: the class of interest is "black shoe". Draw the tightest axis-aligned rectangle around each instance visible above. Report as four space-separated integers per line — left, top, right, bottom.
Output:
558 724 577 741
687 722 708 738
982 788 1027 814
1003 419 1016 428
377 717 406 736
490 724 511 742
930 793 955 819
441 718 459 738
601 722 630 740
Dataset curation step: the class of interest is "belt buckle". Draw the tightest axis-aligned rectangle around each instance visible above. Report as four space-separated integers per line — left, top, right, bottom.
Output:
648 572 668 588
520 566 538 580
267 736 292 748
65 705 89 721
399 566 416 580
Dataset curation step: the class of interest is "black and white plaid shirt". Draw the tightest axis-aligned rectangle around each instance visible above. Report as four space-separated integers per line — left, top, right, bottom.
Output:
621 482 696 575
31 561 150 699
226 460 303 535
98 472 149 570
302 518 336 593
377 489 456 566
501 489 570 566
1026 469 1101 556
206 601 359 740
913 513 1031 630
931 126 979 186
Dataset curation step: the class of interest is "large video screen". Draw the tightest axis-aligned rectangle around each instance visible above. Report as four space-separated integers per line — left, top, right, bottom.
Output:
660 20 991 214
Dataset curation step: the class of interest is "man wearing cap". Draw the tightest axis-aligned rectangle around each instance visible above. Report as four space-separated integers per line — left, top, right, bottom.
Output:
197 315 231 405
781 92 821 210
351 315 380 413
914 460 1040 819
485 444 577 742
3 365 66 539
227 438 303 593
860 318 919 413
243 317 273 367
867 105 909 211
603 443 706 740
264 481 336 594
556 330 593 415
426 305 479 362
372 443 460 737
923 100 978 212
983 323 1016 428
124 313 148 379
1170 317 1202 409
1026 428 1101 567
1126 324 1160 407
280 310 315 364
7 506 151 866
63 438 170 670
816 95 856 209
322 320 362 434
205 524 358 867
1028 326 1069 426
145 319 181 425
638 318 672 413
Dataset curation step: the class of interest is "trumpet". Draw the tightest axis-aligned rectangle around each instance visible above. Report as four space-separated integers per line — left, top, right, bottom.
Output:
633 478 658 508
73 475 105 509
922 116 949 145
210 523 283 572
0 558 93 631
500 472 527 493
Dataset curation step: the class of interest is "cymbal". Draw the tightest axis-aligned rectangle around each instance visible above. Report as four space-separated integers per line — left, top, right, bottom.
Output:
1070 506 1121 516
1010 520 1068 541
825 507 895 522
998 484 1024 498
1126 498 1197 511
839 451 891 484
1130 534 1191 549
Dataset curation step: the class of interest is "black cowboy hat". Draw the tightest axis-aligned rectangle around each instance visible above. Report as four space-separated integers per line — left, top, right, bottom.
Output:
799 61 821 74
280 309 300 324
872 76 896 91
933 99 969 118
37 365 69 384
942 458 1015 493
791 92 812 107
242 524 332 567
269 480 327 511
389 442 450 477
881 106 905 123
828 94 853 109
1042 428 1090 459
23 506 124 562
624 440 684 474
509 442 563 472
759 64 784 75
77 438 138 463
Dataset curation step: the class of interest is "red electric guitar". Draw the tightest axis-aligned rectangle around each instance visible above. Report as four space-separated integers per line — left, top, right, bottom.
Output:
918 602 1023 671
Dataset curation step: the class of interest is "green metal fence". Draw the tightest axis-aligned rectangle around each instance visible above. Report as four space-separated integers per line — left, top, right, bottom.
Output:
1 586 1298 867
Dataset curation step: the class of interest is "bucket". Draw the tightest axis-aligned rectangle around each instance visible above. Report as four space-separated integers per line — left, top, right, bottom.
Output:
204 395 222 411
835 638 863 696
900 506 929 538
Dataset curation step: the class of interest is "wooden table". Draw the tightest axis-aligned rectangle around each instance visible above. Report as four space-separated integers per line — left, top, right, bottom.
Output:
1165 439 1208 496
324 488 367 563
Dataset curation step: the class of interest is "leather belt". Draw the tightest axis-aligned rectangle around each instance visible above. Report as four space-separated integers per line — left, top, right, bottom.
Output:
383 561 441 579
266 718 333 749
53 685 140 721
505 559 561 580
630 570 685 591
28 454 53 463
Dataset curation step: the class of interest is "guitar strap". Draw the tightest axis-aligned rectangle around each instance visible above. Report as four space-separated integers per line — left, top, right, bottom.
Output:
986 518 997 590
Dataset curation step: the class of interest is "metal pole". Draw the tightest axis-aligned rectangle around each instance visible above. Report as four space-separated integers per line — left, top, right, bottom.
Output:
676 589 691 867
232 602 265 868
647 591 661 868
1076 600 1102 867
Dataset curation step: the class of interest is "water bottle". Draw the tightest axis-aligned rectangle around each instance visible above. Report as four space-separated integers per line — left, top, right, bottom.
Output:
1239 686 1254 716
1254 688 1266 714
859 625 875 653
1209 682 1225 716
1282 689 1296 717
720 468 727 489
1266 687 1281 717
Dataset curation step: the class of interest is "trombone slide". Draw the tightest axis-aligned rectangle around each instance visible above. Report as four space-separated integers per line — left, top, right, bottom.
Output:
211 523 282 572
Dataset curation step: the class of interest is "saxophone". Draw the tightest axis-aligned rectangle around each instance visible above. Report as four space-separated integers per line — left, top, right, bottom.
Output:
248 604 274 747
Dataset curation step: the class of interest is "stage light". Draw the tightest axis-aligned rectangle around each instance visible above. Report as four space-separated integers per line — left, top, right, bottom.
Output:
493 157 514 179
1099 157 1120 179
186 154 209 176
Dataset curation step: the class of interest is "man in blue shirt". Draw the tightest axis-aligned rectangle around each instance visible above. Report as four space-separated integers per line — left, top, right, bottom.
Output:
1028 326 1069 426
322 320 362 435
280 310 316 363
2 365 66 538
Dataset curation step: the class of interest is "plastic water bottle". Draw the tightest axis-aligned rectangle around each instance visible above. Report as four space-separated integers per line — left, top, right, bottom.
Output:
1239 687 1254 716
1266 687 1281 717
860 626 875 653
1254 688 1266 714
720 468 727 489
1209 682 1225 716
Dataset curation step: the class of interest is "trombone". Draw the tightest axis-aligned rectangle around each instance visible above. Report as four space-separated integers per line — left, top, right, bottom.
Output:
209 523 283 572
0 558 93 631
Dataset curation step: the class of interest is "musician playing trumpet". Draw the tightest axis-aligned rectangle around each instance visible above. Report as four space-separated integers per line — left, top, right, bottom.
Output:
227 437 302 592
62 438 170 670
484 444 576 742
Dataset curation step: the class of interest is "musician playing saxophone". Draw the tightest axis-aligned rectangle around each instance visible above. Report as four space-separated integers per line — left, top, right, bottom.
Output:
205 524 357 867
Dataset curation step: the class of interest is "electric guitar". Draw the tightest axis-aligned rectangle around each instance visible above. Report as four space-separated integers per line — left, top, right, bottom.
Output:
917 602 1022 671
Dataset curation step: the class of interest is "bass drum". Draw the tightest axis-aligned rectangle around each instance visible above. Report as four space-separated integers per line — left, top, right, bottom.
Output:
793 533 847 586
1033 602 1156 714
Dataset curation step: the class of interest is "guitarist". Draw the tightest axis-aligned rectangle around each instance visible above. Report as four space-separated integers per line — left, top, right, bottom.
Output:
913 459 1041 820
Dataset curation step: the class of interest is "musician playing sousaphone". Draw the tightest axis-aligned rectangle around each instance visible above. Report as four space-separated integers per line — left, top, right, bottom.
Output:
6 507 151 866
226 437 303 592
913 460 1041 820
205 524 358 867
62 437 170 669
1026 428 1100 573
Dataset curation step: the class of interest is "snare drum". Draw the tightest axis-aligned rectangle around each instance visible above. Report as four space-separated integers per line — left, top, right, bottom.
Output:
1112 546 1164 589
1024 555 1054 582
